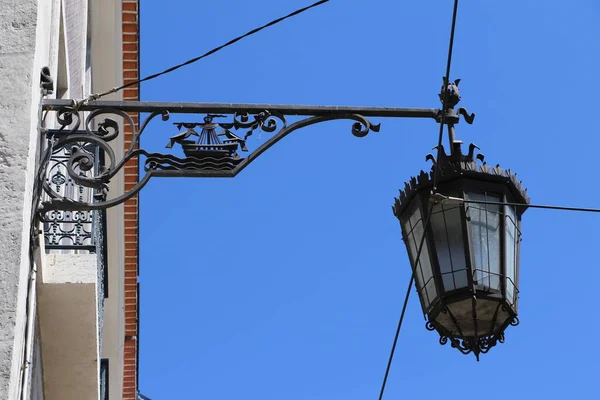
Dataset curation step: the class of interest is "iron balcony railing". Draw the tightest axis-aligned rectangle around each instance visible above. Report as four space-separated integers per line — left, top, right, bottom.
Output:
40 136 109 301
42 143 104 252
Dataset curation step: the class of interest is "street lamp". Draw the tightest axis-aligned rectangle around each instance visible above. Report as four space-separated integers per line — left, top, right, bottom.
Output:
392 136 530 360
38 68 529 362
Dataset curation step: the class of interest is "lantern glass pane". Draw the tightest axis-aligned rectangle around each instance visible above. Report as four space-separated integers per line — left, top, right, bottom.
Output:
430 203 468 291
467 192 502 290
402 202 436 308
504 204 519 304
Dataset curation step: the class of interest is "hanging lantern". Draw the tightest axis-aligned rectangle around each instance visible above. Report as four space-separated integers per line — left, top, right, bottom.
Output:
392 142 529 360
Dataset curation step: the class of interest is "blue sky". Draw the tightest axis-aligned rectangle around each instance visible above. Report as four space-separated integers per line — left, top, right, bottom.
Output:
138 1 600 399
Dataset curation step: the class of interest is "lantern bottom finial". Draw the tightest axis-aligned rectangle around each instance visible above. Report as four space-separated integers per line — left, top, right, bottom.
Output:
426 317 519 360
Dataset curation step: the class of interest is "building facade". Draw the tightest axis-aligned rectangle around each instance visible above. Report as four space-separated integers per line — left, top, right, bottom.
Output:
0 0 140 399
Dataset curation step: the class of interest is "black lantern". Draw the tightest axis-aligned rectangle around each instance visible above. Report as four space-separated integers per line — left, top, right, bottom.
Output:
392 142 529 360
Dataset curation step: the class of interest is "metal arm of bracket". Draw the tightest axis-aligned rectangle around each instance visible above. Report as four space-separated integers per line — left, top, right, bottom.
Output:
36 74 475 216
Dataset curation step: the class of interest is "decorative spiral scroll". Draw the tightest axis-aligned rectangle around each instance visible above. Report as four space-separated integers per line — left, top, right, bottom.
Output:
219 110 287 140
47 134 115 192
96 117 120 141
56 107 80 129
457 107 475 124
351 116 381 137
70 146 95 172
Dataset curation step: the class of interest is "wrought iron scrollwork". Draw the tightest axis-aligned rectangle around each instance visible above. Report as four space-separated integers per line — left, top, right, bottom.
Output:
427 319 509 361
444 332 506 360
425 310 520 361
38 105 383 214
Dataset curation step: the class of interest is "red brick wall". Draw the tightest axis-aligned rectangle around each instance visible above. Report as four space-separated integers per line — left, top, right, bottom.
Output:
122 0 140 398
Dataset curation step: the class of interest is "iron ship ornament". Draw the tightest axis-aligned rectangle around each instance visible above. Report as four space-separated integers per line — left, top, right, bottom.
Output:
167 114 248 160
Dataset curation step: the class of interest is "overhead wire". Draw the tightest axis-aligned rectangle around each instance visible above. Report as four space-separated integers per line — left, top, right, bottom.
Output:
432 0 460 194
439 196 600 213
81 0 330 104
377 205 433 400
377 1 460 399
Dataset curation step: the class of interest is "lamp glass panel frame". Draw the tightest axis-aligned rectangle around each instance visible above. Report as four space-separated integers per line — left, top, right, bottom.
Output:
398 178 525 318
429 200 470 293
462 185 523 314
401 199 438 311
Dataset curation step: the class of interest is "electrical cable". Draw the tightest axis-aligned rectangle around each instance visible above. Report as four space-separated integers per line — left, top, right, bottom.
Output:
83 0 330 103
438 196 600 213
432 0 459 193
378 1 459 399
377 204 433 400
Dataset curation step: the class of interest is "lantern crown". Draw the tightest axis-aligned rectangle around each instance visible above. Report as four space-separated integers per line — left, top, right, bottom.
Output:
394 142 529 219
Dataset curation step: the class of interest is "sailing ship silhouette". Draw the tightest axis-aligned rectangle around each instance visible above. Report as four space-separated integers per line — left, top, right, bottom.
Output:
166 115 248 159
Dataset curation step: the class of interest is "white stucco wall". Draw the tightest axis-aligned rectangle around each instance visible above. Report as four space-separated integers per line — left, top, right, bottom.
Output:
38 253 100 400
0 0 50 398
63 0 86 99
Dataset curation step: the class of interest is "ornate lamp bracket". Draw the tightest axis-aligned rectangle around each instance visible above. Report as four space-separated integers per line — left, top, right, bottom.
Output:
36 77 475 216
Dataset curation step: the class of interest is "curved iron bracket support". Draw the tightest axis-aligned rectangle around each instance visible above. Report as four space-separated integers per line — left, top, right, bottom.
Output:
234 113 380 176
